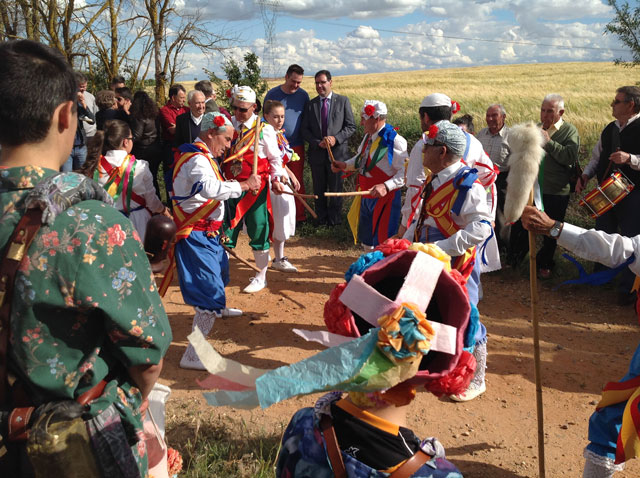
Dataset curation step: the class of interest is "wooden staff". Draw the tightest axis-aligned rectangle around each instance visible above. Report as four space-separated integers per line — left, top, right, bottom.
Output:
251 117 260 195
527 188 545 478
325 137 336 163
283 183 318 219
325 190 371 197
222 244 261 273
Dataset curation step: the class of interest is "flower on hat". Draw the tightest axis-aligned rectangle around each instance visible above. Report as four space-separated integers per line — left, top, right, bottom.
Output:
428 124 439 139
451 101 460 114
213 115 226 127
225 89 232 98
364 104 375 117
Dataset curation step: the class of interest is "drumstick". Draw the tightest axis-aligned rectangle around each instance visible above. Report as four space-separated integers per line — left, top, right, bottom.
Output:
325 137 336 163
283 183 318 219
222 244 261 273
251 117 260 195
281 190 318 199
325 190 372 197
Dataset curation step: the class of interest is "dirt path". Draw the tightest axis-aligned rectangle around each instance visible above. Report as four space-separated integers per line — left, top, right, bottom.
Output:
158 235 640 477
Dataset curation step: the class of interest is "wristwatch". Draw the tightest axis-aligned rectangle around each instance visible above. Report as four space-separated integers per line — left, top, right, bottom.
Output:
549 221 563 239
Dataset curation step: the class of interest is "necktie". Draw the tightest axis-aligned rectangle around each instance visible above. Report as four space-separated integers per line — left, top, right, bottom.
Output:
362 135 372 170
414 174 437 243
321 97 328 138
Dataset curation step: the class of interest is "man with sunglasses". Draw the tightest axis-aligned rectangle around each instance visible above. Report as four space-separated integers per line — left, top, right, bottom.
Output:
577 86 640 306
404 120 493 402
223 85 287 293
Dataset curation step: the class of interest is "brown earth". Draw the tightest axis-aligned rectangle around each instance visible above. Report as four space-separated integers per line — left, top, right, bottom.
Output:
158 235 640 478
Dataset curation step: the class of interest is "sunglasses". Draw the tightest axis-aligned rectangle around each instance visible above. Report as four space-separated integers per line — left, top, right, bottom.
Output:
233 105 250 113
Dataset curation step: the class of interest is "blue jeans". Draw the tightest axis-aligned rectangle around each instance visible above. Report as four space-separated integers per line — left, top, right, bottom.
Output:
62 144 87 172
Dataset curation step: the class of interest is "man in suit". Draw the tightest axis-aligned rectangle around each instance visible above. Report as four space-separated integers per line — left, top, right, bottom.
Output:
301 70 356 226
195 79 221 113
173 90 206 148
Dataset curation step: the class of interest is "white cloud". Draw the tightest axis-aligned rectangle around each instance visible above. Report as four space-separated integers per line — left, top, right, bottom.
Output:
348 25 380 39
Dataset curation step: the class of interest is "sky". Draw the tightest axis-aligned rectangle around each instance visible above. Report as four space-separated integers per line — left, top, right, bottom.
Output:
176 0 631 80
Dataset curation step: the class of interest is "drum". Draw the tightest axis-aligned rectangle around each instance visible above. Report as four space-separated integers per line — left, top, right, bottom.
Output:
579 171 634 218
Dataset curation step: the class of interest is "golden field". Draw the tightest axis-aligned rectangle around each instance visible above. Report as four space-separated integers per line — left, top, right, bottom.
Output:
188 61 638 155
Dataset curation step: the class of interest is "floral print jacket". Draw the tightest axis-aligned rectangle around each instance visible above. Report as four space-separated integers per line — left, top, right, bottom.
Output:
0 166 172 474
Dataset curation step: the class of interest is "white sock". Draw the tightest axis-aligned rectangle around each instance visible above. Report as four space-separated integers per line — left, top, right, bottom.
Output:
583 449 624 478
253 249 269 282
274 240 285 261
362 244 375 251
194 306 217 336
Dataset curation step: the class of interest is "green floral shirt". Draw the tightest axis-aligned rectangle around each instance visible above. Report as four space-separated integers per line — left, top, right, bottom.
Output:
0 166 172 475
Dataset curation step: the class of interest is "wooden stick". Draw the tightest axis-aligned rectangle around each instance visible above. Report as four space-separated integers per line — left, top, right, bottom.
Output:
284 183 318 219
325 190 371 197
251 117 260 195
222 244 261 273
281 190 318 199
527 189 546 478
325 138 336 164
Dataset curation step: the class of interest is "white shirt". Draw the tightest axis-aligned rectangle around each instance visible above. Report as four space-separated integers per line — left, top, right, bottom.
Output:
231 114 286 181
559 223 640 276
100 150 164 214
172 138 242 221
583 112 640 179
344 124 408 191
403 161 493 257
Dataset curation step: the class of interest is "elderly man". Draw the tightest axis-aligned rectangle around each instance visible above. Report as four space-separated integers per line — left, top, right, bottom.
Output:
522 205 640 478
173 90 206 148
405 120 493 401
478 104 510 244
535 94 580 279
195 79 220 113
223 85 287 293
301 70 356 226
162 112 261 369
577 86 640 306
264 64 310 222
332 100 407 248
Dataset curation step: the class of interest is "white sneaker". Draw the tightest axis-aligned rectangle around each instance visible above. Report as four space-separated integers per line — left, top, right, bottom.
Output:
221 307 243 318
179 347 206 371
243 276 266 293
272 257 298 273
449 381 486 402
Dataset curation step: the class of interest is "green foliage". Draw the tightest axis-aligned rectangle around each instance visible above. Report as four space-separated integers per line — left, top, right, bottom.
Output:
605 0 640 68
206 52 268 108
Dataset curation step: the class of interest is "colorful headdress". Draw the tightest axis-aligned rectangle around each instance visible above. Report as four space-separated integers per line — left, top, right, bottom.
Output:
201 111 232 132
189 239 476 409
361 100 387 119
422 120 467 157
229 84 256 104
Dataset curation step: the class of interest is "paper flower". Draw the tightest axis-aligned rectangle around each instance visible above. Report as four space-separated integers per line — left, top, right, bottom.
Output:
167 447 183 476
225 89 232 98
364 104 375 116
377 303 434 363
408 242 452 272
428 124 439 139
323 282 356 336
213 115 226 127
451 100 461 114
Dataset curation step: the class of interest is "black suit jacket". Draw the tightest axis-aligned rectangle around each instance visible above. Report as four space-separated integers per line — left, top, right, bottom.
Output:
173 112 201 148
301 93 356 164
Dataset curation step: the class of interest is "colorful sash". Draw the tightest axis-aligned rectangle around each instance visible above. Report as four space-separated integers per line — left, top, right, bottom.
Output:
159 141 223 297
94 154 146 215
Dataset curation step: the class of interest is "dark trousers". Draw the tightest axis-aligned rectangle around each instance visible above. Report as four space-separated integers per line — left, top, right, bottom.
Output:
310 159 343 226
495 173 508 248
595 188 640 294
536 193 570 270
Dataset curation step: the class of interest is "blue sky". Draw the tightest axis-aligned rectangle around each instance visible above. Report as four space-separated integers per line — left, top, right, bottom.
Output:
178 0 629 79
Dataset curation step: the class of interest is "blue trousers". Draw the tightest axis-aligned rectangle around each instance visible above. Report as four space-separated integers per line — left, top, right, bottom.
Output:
358 190 401 247
62 144 87 172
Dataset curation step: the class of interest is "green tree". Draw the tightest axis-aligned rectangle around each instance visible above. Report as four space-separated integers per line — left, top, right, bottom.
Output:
606 0 640 67
207 52 268 107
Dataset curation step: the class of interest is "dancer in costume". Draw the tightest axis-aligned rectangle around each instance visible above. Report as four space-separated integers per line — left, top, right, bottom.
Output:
223 85 288 293
188 240 478 477
159 112 261 370
404 120 493 402
521 205 640 478
332 100 408 249
88 119 169 241
263 99 299 273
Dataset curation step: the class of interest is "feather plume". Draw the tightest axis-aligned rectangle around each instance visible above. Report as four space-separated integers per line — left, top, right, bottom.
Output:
504 122 544 223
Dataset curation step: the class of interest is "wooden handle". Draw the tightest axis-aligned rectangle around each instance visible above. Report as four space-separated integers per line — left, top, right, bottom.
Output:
281 190 318 199
325 190 371 197
325 138 336 163
284 183 318 219
222 244 261 273
252 118 260 175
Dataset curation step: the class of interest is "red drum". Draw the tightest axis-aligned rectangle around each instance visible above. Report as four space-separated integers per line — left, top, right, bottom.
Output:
579 171 634 218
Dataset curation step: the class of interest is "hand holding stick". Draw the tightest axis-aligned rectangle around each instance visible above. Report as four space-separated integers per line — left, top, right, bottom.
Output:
325 138 336 164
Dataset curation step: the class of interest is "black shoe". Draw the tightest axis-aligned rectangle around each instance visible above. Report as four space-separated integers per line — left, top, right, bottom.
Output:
617 291 637 307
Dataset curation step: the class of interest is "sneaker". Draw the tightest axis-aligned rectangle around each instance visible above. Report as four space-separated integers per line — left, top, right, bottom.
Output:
221 307 243 318
243 276 266 293
449 381 486 402
179 351 206 371
272 257 298 273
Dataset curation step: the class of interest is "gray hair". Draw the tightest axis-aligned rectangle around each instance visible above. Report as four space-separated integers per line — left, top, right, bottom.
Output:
488 104 506 116
543 94 564 110
187 89 204 103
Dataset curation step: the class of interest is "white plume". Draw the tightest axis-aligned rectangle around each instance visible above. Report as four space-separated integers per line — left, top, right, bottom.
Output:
504 122 544 223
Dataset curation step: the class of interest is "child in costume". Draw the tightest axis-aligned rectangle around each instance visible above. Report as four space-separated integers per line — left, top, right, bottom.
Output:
186 238 479 477
87 119 169 242
263 99 299 273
